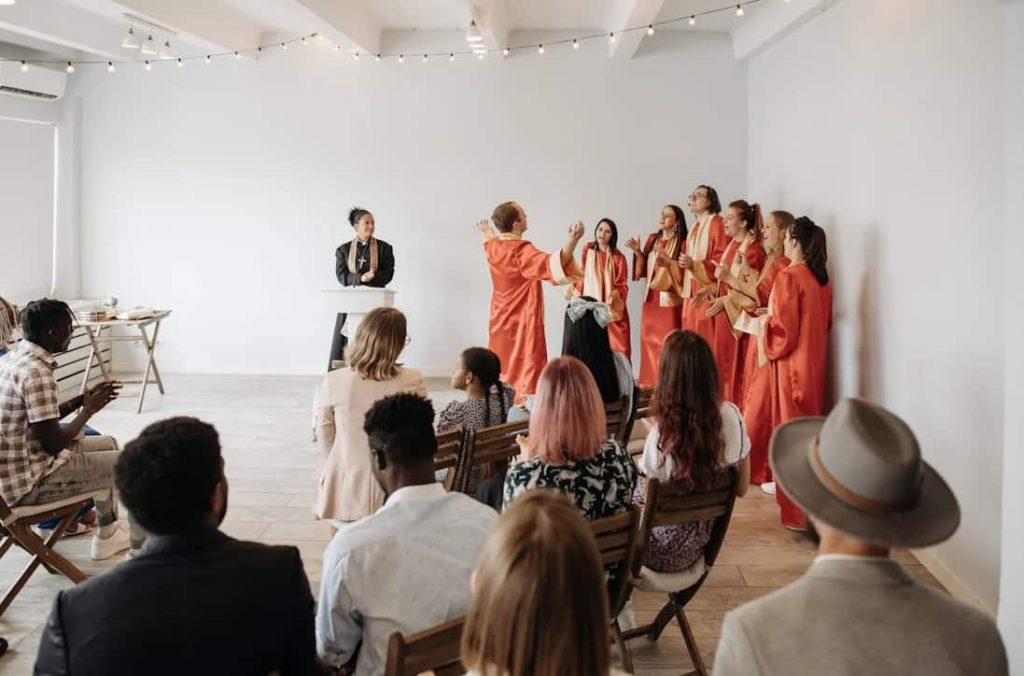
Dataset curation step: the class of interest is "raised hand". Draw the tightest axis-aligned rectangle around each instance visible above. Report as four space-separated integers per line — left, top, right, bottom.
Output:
624 236 642 254
569 221 585 241
83 380 122 414
476 219 496 239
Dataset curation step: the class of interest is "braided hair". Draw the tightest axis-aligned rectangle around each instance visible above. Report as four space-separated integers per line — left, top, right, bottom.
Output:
461 347 507 425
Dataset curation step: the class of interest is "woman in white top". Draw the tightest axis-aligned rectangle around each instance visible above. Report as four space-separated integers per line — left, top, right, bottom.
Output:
635 330 750 572
461 490 630 676
315 307 426 522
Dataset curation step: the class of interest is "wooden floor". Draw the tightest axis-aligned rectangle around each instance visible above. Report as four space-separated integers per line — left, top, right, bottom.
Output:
0 375 943 674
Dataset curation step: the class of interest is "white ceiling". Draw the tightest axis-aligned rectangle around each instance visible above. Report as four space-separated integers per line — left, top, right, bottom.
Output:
0 0 787 64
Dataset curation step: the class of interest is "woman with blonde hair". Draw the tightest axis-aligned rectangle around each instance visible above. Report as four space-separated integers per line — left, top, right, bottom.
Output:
0 296 18 355
315 307 426 522
462 490 628 676
503 356 635 520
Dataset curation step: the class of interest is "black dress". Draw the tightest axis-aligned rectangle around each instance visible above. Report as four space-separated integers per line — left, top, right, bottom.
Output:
327 238 396 369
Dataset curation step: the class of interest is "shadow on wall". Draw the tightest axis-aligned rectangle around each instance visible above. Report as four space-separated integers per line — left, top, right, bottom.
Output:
856 226 883 401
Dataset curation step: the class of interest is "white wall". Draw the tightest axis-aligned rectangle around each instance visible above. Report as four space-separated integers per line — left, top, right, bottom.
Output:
747 0 1006 611
999 2 1024 672
74 31 746 376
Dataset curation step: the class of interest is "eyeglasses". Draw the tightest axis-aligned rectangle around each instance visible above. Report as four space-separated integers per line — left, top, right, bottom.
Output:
688 193 708 201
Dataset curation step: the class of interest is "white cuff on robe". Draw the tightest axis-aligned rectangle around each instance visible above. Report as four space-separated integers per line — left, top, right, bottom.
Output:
549 251 575 285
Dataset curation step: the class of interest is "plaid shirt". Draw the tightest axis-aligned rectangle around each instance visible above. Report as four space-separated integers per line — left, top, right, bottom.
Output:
0 341 71 505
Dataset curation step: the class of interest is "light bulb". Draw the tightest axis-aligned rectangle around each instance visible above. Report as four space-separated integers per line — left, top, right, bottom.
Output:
353 52 360 61
736 5 744 16
20 60 28 72
647 25 655 36
177 58 183 68
502 47 509 57
375 54 381 62
107 62 115 73
65 62 75 73
422 54 428 63
449 53 455 62
145 61 152 71
205 55 211 64
301 37 307 46
281 42 288 51
235 51 241 59
467 20 483 43
399 54 404 63
122 26 140 50
160 40 173 60
335 45 341 52
141 35 157 55
609 32 617 43
689 15 696 26
537 44 544 54
573 39 579 50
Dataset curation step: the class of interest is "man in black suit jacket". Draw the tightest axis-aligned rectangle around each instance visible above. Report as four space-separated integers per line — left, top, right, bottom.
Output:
34 417 324 676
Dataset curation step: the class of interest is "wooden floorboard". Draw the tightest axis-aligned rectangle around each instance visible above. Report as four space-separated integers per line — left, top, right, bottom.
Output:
0 375 942 674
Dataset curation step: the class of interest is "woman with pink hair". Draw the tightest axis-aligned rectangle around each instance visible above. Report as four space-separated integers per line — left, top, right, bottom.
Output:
502 356 636 520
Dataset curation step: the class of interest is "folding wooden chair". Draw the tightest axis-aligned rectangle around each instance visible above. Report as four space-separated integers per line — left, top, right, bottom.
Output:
384 616 465 676
589 506 641 674
622 470 738 676
455 419 529 495
604 395 631 444
0 489 107 617
434 426 465 492
622 387 654 455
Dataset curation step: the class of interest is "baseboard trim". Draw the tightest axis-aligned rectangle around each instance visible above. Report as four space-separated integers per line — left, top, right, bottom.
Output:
911 548 996 617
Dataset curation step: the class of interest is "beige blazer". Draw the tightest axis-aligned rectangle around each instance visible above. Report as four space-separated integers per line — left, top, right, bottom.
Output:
714 557 1007 676
314 366 427 522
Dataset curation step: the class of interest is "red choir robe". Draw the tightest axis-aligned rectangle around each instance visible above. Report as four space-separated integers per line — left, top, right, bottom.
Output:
764 262 833 528
710 237 766 406
680 213 729 347
737 255 790 485
572 245 631 359
633 232 684 388
484 233 581 404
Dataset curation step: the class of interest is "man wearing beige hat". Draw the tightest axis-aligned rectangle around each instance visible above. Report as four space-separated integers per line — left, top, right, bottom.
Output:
714 398 1007 676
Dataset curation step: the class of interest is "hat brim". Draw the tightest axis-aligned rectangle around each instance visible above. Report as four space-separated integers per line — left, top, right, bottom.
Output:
770 417 961 548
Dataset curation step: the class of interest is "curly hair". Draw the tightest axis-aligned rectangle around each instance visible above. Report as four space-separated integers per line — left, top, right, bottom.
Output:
363 392 437 461
115 417 222 535
651 331 724 490
19 298 74 345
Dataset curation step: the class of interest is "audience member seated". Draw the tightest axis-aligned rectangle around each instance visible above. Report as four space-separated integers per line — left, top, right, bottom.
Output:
436 346 516 497
635 330 749 573
461 490 629 676
34 417 322 676
317 393 497 673
315 307 426 524
503 356 636 520
562 296 634 410
0 299 136 559
714 399 1008 676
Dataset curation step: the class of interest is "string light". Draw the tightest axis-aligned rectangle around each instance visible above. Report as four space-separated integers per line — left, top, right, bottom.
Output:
65 62 74 73
573 39 579 50
145 61 152 71
300 36 307 46
538 44 544 54
736 4 744 16
449 53 455 62
335 45 341 52
122 26 140 50
107 62 115 73
353 52 360 61
281 42 288 51
19 60 28 72
609 32 617 43
422 54 428 63
160 40 173 60
141 35 157 55
398 54 404 63
375 54 381 62
502 47 509 57
177 58 183 68
205 55 211 64
689 15 697 25
647 25 655 36
234 51 241 59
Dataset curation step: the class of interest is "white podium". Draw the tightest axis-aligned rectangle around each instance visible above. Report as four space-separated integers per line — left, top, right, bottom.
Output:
321 286 396 348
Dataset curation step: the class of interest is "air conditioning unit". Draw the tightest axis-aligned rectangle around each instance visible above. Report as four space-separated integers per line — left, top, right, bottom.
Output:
0 61 66 100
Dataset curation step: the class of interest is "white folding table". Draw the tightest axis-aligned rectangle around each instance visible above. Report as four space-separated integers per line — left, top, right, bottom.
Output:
76 310 172 413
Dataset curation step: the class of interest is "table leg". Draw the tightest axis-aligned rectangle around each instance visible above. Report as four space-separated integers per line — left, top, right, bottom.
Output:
93 326 111 380
136 321 165 413
79 327 99 396
145 320 165 394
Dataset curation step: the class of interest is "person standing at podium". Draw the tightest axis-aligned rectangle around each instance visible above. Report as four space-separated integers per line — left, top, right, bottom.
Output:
328 207 396 370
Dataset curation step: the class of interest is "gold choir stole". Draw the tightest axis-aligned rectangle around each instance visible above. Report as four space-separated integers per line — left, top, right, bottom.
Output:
681 213 717 302
633 232 683 307
573 247 626 321
733 251 782 366
346 237 379 277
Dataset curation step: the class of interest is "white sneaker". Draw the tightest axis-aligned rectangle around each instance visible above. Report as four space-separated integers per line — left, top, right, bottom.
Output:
616 598 637 631
760 481 777 496
91 525 131 561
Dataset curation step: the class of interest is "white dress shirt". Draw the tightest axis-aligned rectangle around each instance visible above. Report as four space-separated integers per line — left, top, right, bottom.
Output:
316 482 497 674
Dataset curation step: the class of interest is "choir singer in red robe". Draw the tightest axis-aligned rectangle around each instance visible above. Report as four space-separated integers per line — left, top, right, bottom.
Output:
478 202 584 404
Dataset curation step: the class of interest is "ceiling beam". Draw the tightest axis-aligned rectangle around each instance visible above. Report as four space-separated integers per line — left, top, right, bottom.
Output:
0 0 124 60
273 0 381 55
107 0 266 54
465 0 509 53
608 0 667 60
